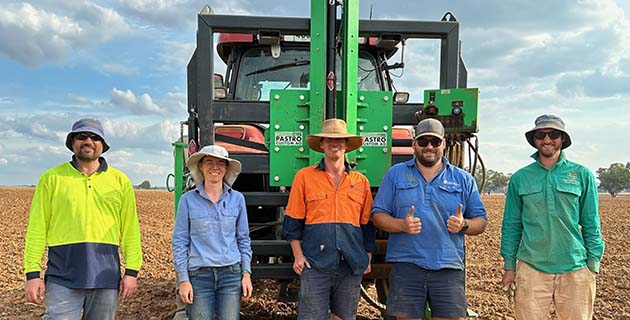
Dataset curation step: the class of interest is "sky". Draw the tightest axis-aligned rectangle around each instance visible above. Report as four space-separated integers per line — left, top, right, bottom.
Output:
1 0 629 187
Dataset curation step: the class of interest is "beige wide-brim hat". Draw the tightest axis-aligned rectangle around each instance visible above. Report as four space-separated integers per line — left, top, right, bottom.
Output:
187 145 242 186
306 118 363 153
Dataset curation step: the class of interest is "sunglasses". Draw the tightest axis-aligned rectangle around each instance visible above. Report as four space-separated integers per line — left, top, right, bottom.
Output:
533 130 562 140
74 132 103 142
416 137 443 148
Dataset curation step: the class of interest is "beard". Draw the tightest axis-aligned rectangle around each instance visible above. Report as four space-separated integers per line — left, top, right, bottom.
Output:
416 149 442 168
75 144 99 161
537 141 561 158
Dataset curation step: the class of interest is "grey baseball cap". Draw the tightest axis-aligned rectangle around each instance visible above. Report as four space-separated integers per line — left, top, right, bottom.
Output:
414 118 445 140
65 118 110 152
525 114 571 149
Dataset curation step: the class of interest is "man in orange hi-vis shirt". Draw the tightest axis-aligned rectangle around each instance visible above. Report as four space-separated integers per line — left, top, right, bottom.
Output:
283 118 375 320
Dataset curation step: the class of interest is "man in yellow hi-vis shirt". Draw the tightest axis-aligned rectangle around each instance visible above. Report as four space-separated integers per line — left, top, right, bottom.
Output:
23 118 143 319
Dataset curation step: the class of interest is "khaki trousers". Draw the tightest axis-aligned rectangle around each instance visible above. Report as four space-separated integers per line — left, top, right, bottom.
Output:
514 260 596 320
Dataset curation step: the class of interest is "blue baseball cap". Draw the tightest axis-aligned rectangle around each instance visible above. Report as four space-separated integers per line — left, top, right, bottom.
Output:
65 118 110 152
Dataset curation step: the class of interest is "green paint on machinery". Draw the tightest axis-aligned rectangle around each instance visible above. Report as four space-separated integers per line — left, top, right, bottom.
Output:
268 0 392 187
268 89 392 187
423 88 479 133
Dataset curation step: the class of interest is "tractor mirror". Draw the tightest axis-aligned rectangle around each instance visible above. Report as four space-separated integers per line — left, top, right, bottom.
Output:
394 92 409 104
213 73 227 99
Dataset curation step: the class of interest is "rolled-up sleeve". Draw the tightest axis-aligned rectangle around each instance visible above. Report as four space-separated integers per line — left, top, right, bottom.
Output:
283 170 306 240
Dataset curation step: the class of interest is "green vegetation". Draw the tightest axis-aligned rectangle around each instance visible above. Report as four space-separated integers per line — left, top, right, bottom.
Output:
597 162 630 197
136 180 152 189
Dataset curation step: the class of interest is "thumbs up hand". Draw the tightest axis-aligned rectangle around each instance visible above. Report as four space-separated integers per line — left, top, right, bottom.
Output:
447 204 465 234
401 205 421 235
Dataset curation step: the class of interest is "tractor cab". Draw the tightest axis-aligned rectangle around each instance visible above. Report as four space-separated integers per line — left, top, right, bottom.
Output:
215 32 400 102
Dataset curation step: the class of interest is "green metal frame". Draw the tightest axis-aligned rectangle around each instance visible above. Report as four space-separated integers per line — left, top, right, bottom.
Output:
171 141 187 218
423 88 479 133
269 0 392 187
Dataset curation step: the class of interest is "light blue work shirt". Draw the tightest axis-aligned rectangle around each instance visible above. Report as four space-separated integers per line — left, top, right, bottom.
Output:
172 182 252 282
372 157 487 270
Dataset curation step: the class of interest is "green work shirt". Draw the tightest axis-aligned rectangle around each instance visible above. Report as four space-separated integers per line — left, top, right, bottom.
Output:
501 151 604 274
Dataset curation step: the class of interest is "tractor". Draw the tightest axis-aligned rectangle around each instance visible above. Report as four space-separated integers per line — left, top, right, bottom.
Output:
169 0 484 317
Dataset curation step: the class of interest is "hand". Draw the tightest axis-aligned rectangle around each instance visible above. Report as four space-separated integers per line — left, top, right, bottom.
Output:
363 253 372 275
501 270 516 304
363 262 372 275
119 275 138 300
292 255 311 275
178 281 194 304
401 205 421 234
25 278 45 304
447 204 465 233
241 273 253 302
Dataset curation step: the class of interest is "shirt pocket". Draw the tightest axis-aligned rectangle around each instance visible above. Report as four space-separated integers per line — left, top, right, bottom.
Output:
394 181 418 216
220 208 238 236
346 190 365 224
556 183 582 213
306 192 328 218
519 185 544 216
437 183 464 216
189 210 211 234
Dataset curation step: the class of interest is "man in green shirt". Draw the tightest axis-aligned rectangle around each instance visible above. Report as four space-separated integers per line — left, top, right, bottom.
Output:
24 118 143 319
500 114 604 320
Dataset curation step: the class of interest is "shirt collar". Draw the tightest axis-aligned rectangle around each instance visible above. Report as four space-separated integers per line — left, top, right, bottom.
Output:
531 150 567 167
194 181 232 200
315 158 352 174
70 156 108 172
405 156 451 169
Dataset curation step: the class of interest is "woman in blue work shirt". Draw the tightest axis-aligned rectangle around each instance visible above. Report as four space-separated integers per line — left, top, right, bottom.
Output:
172 145 253 320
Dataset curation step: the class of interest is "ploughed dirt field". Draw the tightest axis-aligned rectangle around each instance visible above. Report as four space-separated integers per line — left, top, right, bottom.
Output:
1 187 628 319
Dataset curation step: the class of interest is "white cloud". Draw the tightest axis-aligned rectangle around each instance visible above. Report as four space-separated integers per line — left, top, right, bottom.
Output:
156 91 187 115
110 88 165 114
113 0 205 30
157 40 194 73
101 63 139 76
100 119 180 149
64 93 91 105
0 2 130 66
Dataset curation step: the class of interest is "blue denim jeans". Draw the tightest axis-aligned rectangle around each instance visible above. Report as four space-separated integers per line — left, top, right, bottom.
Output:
187 263 242 320
298 261 362 320
43 281 118 320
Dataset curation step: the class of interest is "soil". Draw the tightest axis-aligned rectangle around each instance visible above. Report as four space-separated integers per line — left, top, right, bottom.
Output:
1 187 628 319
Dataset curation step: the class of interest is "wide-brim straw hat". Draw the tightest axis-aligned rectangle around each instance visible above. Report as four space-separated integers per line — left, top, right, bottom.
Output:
187 145 242 186
306 118 363 153
525 114 572 149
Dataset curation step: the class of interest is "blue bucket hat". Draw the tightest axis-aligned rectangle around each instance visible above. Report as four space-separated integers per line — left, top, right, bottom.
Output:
525 114 571 149
65 118 110 152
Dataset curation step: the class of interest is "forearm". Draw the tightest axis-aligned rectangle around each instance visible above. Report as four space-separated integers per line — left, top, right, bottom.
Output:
289 240 304 259
372 212 405 233
463 216 487 235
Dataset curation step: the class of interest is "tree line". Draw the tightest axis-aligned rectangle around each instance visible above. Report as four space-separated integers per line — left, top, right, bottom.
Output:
133 162 630 196
469 162 630 197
